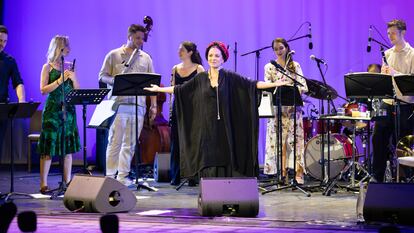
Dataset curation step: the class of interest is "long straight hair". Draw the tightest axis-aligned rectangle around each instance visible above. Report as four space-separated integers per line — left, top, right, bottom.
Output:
46 35 69 63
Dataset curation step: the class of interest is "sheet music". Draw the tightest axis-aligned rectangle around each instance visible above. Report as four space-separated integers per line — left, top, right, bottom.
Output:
88 100 116 127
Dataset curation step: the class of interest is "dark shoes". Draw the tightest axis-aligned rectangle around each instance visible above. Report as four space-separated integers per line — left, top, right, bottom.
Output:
39 186 52 195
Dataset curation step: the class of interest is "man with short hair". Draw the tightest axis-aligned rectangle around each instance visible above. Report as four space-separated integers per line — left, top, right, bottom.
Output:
372 19 414 182
0 25 26 157
99 24 157 186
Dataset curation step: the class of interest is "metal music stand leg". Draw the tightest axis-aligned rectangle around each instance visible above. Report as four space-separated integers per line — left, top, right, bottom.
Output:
262 76 311 197
261 95 285 190
1 117 33 202
134 96 157 192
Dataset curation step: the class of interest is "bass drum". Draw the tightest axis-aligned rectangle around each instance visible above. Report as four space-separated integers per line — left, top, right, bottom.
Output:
304 134 356 180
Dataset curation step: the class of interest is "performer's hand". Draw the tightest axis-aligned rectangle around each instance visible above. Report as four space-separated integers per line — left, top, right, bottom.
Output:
381 65 395 75
275 78 290 86
65 70 77 81
144 84 160 92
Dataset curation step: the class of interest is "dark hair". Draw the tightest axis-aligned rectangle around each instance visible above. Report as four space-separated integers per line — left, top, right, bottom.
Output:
271 38 296 73
0 25 8 34
387 19 407 31
182 41 202 65
128 24 146 37
367 63 381 73
205 41 229 62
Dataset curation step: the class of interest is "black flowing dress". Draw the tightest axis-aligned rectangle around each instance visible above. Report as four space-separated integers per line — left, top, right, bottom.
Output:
174 69 259 179
170 69 198 184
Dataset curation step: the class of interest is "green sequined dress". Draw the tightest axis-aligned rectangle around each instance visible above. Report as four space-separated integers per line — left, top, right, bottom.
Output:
37 68 80 156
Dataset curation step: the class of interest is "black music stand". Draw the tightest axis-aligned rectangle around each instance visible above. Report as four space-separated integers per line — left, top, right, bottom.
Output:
65 89 109 174
112 72 161 191
260 86 304 190
262 72 310 197
394 74 414 96
0 102 40 202
344 72 394 178
345 72 393 99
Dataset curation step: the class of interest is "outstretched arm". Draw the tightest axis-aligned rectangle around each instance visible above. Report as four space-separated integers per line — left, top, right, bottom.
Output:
256 79 289 89
144 84 174 94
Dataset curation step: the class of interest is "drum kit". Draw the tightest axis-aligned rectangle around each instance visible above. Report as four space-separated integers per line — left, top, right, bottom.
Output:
301 79 370 185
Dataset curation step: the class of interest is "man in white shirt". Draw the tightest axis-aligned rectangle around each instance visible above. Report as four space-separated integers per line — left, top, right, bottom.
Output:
372 19 414 182
99 24 157 186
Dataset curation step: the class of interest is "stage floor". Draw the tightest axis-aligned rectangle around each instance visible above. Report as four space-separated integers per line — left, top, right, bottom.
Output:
1 167 413 233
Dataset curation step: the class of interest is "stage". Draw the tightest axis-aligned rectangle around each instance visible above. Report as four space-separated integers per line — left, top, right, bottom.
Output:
1 167 412 233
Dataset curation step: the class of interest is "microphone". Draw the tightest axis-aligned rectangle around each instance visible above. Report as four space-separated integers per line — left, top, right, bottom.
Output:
124 48 138 67
71 59 76 71
310 55 327 65
367 25 372 53
270 60 285 72
308 23 313 50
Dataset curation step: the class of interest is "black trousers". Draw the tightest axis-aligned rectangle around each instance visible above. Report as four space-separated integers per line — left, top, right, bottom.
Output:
169 105 180 184
372 103 414 181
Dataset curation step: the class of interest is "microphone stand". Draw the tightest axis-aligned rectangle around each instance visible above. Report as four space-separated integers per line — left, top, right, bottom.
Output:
314 60 334 190
287 34 311 43
262 66 311 197
51 53 68 199
241 45 272 81
234 42 238 72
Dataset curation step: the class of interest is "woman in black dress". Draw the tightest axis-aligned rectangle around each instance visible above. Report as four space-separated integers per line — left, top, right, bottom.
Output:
145 41 288 180
169 41 204 185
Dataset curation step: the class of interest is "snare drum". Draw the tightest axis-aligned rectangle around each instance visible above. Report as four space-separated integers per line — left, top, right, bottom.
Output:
343 102 368 129
304 134 357 180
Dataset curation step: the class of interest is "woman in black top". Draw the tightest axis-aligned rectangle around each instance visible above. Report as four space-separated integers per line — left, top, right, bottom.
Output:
169 41 204 185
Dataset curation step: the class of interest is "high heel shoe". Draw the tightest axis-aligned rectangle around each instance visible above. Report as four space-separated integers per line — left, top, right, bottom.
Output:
39 186 51 195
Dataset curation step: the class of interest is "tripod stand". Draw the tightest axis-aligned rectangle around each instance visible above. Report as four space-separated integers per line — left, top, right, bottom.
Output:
112 72 161 192
320 115 371 196
0 102 40 202
65 89 109 174
261 65 310 197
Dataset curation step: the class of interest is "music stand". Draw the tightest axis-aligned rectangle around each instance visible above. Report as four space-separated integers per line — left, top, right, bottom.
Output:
0 102 40 202
260 86 304 190
112 72 161 191
345 72 393 99
394 74 414 96
262 71 310 197
65 89 109 174
344 72 394 177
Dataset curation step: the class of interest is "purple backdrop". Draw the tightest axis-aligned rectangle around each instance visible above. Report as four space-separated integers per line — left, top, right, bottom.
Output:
4 0 414 165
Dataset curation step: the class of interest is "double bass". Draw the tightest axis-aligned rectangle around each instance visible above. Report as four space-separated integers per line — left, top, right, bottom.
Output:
139 16 171 164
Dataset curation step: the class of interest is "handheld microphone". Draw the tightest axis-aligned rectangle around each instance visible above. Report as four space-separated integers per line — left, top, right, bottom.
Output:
367 26 372 53
308 23 313 50
310 55 327 65
71 59 76 71
270 60 285 72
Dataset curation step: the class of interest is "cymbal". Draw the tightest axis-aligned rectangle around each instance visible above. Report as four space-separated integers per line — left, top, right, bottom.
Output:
305 79 338 100
397 135 414 157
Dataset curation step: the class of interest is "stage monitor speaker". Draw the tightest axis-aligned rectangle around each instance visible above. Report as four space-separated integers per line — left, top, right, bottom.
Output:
198 177 259 217
153 152 170 182
363 183 414 225
63 175 137 213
